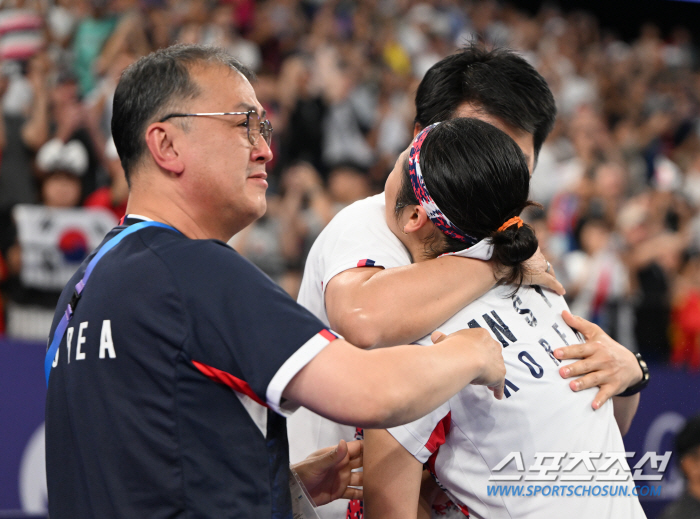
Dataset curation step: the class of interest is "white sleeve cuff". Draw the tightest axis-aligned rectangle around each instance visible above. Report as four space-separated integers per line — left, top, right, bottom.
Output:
266 329 338 416
388 425 434 464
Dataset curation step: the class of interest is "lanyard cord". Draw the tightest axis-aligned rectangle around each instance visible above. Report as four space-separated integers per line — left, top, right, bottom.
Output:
44 221 179 387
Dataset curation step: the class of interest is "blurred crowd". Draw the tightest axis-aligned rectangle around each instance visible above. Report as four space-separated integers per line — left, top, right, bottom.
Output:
1 0 700 370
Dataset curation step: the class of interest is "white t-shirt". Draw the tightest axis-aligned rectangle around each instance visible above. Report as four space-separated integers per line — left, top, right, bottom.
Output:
292 193 411 328
287 194 411 518
388 284 646 519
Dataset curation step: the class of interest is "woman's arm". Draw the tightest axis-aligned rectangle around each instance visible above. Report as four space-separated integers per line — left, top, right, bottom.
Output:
612 394 640 436
364 428 423 519
326 249 562 349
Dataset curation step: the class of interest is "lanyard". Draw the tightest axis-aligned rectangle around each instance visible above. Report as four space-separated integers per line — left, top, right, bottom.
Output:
44 221 179 387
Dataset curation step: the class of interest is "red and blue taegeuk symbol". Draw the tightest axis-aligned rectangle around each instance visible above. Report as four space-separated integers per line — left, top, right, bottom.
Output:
58 228 89 262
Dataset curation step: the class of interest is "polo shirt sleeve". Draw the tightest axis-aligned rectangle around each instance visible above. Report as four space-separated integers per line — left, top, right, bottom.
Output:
175 241 337 416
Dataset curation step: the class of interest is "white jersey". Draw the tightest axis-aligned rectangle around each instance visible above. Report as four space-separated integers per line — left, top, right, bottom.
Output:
287 194 411 518
388 284 646 519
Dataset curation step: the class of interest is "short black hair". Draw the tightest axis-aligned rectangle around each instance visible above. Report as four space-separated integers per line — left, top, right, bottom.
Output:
676 415 700 466
415 43 556 160
111 44 254 183
395 118 538 287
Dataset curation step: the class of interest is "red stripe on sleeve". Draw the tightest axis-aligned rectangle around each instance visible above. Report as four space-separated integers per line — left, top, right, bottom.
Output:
192 360 268 407
319 329 338 342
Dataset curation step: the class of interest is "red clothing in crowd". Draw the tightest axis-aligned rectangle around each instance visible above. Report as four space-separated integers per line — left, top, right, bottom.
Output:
83 187 127 220
671 290 700 370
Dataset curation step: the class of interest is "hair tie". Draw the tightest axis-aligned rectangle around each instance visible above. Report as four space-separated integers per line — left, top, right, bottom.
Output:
408 123 478 247
498 216 524 233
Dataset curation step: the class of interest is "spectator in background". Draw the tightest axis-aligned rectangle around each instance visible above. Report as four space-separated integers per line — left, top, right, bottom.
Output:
0 53 21 336
365 64 414 188
326 164 371 211
71 0 121 96
660 415 700 519
83 137 128 219
671 249 700 371
274 55 327 178
46 69 103 200
46 0 81 57
71 0 148 97
84 50 136 147
0 53 48 337
618 191 689 363
564 213 630 341
35 136 88 208
0 52 51 212
318 48 375 174
0 0 44 64
7 131 115 340
589 160 633 226
196 3 261 72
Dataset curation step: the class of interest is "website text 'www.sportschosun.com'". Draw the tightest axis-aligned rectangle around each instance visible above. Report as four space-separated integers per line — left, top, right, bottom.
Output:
487 484 662 498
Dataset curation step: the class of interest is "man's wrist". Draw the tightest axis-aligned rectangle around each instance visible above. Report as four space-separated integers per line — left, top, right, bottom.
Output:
617 353 649 397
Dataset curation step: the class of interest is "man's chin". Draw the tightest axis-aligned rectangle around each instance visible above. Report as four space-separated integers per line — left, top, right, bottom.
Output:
229 201 267 237
249 200 268 223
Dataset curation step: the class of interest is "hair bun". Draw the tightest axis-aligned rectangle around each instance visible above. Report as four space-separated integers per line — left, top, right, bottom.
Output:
490 223 539 285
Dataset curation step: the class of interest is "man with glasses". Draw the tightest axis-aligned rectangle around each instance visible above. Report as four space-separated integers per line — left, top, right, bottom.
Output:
159 109 273 145
44 44 509 518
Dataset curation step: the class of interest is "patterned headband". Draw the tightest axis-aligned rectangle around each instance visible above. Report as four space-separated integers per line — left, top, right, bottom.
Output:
408 123 479 247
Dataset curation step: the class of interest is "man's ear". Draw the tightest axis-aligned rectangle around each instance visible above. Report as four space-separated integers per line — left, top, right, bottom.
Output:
403 205 431 234
144 122 185 175
413 122 423 138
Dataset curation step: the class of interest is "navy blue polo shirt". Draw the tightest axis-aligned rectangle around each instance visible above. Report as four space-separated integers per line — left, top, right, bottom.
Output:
45 220 335 519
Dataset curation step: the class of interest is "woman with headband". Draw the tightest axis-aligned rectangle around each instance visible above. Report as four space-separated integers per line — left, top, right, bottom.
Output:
364 118 647 519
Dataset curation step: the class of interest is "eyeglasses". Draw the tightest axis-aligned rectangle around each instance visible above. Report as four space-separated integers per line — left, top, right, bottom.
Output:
158 110 273 146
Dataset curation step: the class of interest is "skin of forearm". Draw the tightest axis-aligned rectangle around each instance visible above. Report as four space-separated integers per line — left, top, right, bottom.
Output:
21 90 50 151
283 337 487 429
612 394 639 436
364 428 422 519
326 256 494 348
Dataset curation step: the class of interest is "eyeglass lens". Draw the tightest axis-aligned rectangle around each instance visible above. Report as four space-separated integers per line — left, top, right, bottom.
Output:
247 112 273 146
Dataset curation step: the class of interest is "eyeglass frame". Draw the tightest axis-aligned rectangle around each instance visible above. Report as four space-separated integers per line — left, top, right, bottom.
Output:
158 110 273 147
